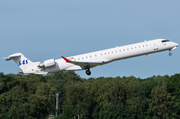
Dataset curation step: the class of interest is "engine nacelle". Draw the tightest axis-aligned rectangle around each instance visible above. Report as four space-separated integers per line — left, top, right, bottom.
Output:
38 59 56 68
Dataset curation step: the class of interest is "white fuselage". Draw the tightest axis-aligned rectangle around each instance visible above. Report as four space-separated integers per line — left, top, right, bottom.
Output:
41 39 178 74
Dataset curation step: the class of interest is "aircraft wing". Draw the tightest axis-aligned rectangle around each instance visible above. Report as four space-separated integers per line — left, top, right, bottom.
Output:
61 56 105 68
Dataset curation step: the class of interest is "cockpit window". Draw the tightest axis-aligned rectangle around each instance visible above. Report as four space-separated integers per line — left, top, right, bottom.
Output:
162 40 170 43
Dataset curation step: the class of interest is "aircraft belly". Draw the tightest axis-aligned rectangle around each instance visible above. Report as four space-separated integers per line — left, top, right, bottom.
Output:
65 65 83 71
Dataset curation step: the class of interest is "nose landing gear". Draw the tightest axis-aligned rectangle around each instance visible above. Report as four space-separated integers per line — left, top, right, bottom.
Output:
169 49 172 56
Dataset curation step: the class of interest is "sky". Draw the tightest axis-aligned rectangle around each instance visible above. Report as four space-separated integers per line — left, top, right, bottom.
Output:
0 1 180 79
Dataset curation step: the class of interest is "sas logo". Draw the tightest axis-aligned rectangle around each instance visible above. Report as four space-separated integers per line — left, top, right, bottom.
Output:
19 60 28 66
68 57 74 60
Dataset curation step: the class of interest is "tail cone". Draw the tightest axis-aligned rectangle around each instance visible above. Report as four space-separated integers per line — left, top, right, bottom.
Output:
19 70 23 73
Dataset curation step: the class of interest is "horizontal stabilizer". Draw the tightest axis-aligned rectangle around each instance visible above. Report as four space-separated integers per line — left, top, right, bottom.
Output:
6 53 22 61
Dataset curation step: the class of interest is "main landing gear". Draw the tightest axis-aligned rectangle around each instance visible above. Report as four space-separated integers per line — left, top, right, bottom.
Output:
169 49 172 56
86 69 91 75
85 65 91 76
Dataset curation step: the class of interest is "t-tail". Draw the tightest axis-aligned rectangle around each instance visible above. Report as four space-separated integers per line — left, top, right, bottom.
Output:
5 53 46 74
6 53 34 69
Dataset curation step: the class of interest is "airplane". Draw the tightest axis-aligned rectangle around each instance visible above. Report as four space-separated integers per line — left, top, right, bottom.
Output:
5 39 179 75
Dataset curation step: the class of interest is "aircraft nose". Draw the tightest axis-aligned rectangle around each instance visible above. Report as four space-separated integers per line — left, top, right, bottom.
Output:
175 43 179 47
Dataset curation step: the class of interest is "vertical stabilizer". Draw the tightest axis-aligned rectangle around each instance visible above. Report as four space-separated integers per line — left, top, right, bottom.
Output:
6 53 34 69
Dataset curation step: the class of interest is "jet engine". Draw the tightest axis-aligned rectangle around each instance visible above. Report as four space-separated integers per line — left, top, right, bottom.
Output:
38 59 56 68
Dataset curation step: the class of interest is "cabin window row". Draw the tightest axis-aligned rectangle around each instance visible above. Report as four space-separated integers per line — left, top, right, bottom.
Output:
73 44 150 61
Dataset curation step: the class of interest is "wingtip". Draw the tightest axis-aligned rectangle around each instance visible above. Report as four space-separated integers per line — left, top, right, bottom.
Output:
61 56 72 62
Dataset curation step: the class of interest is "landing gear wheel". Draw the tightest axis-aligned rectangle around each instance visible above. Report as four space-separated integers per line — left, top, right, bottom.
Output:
86 70 91 75
169 49 172 56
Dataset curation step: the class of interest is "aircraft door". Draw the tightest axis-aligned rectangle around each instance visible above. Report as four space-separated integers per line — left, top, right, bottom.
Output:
153 43 159 50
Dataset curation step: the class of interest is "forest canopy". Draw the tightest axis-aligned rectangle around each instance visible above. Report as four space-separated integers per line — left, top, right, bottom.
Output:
0 71 180 119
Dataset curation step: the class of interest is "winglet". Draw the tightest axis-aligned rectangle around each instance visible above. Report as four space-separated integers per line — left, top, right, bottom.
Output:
61 56 72 62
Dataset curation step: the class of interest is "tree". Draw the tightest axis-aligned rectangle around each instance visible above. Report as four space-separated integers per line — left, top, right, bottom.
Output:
167 74 180 118
148 86 174 119
0 74 56 119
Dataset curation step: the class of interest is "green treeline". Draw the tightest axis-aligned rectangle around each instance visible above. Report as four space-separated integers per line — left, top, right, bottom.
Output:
0 71 180 119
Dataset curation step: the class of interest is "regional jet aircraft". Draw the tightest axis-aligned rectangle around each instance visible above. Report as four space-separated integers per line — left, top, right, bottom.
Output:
5 39 179 75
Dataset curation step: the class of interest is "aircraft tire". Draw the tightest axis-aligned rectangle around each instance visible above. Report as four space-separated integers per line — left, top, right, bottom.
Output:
169 53 172 56
86 70 91 75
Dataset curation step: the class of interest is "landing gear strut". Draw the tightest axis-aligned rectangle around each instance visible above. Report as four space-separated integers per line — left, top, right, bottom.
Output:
169 49 172 56
86 69 91 75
